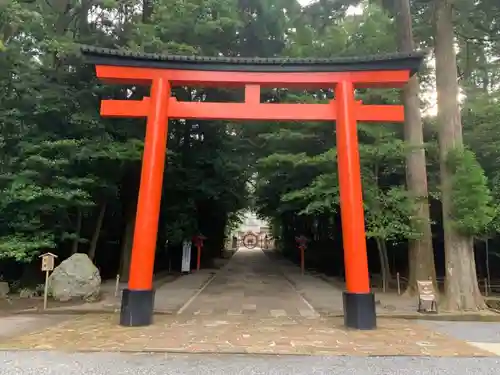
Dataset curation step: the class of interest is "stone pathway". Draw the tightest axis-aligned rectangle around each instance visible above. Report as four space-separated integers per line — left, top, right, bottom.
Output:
0 315 72 339
0 314 492 356
156 270 216 313
0 248 495 357
263 249 345 316
178 247 318 318
264 249 415 317
265 249 500 318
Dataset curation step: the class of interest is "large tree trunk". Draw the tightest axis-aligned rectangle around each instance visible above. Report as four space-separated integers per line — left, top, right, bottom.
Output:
376 239 391 292
88 203 107 261
434 0 485 311
119 205 136 282
394 0 437 295
376 238 391 293
71 209 83 255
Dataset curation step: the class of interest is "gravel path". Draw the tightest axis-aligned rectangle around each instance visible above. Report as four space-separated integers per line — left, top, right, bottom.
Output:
0 352 499 375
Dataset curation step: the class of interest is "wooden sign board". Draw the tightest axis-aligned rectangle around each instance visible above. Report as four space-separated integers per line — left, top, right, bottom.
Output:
416 280 438 313
39 252 58 310
39 253 58 272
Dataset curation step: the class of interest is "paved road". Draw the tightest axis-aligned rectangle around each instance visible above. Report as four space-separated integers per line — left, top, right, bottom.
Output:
421 320 500 355
0 351 499 375
421 321 500 343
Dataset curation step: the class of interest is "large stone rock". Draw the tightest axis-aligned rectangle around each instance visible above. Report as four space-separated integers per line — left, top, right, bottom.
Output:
48 253 101 302
0 282 9 298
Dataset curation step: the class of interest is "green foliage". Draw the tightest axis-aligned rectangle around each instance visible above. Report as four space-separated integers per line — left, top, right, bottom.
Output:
253 4 424 254
0 0 499 274
283 172 339 216
446 147 496 237
364 186 421 242
0 0 254 261
0 233 55 262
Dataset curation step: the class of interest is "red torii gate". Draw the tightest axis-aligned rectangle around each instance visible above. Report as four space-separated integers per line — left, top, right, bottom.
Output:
82 47 424 330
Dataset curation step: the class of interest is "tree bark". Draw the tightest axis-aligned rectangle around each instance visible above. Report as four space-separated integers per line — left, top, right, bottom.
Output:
394 0 437 295
88 203 106 261
71 208 83 255
119 205 136 282
143 0 154 23
78 0 91 37
376 238 391 292
434 0 485 310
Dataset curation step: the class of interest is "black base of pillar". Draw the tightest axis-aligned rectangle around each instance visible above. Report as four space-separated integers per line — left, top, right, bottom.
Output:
343 291 376 330
120 288 155 327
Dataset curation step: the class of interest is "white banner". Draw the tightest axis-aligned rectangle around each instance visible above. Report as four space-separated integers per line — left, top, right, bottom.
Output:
181 240 192 273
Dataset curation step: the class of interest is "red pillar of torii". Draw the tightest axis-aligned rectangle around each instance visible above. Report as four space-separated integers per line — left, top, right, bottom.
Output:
82 47 424 330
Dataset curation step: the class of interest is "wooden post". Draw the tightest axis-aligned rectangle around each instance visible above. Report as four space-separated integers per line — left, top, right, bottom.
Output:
336 80 370 295
114 274 120 297
43 270 49 310
486 240 491 296
336 80 376 330
300 246 305 275
121 77 171 327
39 253 57 310
196 245 202 271
193 234 206 272
295 235 308 275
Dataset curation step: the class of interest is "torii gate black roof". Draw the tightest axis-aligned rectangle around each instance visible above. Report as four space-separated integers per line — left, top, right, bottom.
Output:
80 46 426 75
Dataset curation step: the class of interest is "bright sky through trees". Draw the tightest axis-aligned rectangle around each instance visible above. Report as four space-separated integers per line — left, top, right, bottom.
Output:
298 0 363 15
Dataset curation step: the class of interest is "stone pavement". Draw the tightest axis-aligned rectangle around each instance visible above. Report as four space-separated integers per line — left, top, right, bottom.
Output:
265 249 500 319
0 247 495 356
0 315 71 339
264 249 422 317
263 249 345 316
155 270 216 313
178 247 318 318
0 314 492 356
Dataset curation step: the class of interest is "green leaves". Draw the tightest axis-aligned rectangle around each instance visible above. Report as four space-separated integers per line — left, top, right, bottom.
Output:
283 173 340 216
252 4 422 254
364 185 420 242
0 233 56 262
446 147 496 237
0 0 497 268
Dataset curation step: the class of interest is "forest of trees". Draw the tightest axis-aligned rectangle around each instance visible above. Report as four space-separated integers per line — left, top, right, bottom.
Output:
1 0 499 312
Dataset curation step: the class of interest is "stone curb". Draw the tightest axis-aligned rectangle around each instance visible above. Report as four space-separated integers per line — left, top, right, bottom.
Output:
12 311 500 322
0 347 485 357
379 314 500 322
4 309 175 316
317 312 500 322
